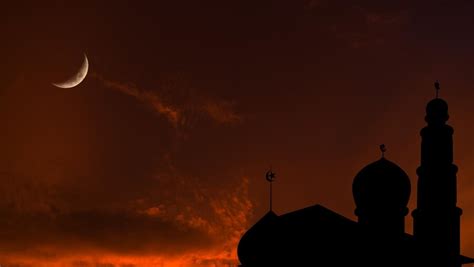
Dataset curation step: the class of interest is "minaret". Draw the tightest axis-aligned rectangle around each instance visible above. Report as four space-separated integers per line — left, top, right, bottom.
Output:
412 82 462 267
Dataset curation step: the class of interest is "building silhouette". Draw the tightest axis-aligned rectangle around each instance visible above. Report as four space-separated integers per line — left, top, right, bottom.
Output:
237 91 474 267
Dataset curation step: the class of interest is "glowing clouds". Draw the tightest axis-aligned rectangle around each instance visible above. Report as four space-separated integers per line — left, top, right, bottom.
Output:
91 73 242 131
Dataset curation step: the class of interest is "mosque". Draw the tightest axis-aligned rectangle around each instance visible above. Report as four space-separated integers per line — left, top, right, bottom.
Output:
237 82 474 267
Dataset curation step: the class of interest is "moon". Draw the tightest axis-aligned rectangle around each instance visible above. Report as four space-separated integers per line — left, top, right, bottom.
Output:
52 54 89 88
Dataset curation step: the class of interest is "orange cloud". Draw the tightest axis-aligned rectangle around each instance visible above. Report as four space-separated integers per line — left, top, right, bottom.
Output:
0 253 237 267
202 101 242 125
91 73 242 131
0 177 253 267
92 73 181 127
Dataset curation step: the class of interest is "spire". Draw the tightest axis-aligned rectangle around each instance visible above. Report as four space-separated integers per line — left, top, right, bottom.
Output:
265 168 276 212
379 144 387 158
435 80 440 98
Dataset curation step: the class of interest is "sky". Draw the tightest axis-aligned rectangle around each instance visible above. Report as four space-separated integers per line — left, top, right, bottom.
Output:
2 0 474 266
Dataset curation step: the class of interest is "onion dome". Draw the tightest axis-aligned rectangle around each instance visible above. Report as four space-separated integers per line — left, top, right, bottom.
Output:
353 157 411 217
425 98 449 125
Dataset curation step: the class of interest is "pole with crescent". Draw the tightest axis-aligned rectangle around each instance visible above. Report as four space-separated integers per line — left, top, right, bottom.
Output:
266 168 276 211
380 144 387 158
435 80 440 98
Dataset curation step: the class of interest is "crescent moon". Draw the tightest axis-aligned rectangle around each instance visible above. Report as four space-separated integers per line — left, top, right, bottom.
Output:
52 54 89 88
266 170 275 182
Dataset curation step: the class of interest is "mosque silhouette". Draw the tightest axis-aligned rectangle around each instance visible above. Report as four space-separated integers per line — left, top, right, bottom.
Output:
237 82 474 267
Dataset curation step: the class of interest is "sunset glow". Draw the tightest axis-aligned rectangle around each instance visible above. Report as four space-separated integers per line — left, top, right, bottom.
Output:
2 1 474 266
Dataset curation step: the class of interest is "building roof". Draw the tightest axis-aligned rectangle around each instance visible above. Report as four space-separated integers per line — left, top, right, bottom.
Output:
238 204 473 266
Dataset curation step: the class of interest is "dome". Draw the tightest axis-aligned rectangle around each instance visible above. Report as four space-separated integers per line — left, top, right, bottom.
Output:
237 211 278 265
425 98 449 125
352 158 411 217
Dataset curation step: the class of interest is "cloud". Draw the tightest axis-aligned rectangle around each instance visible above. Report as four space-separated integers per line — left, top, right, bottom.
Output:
0 254 236 267
0 71 249 266
91 73 242 131
304 1 413 48
304 0 325 10
0 173 253 267
202 101 242 125
92 73 180 127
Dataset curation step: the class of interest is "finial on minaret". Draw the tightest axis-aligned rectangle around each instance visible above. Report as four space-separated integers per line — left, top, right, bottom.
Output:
434 80 440 98
380 144 387 158
265 167 276 211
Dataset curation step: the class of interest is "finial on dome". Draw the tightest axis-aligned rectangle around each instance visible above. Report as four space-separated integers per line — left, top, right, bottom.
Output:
265 167 276 211
434 80 440 98
380 144 387 158
425 80 449 125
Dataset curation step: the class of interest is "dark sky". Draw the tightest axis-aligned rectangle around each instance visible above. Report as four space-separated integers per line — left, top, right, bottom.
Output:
2 1 474 266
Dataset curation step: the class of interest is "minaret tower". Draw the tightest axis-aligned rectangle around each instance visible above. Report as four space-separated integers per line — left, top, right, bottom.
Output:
412 81 462 267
